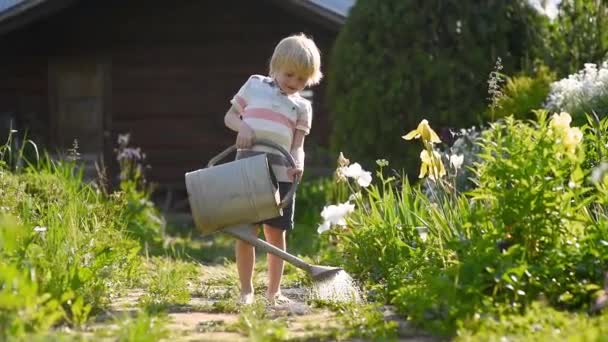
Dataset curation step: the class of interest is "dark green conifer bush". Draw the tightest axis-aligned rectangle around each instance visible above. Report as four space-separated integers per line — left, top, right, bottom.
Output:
327 0 546 174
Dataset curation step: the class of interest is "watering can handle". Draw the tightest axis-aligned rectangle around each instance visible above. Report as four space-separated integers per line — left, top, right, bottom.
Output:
206 138 299 209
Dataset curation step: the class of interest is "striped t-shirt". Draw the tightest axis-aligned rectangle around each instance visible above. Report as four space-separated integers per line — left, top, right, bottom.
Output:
231 75 312 182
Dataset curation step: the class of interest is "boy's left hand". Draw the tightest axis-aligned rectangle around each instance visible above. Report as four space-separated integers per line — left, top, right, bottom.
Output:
287 167 303 181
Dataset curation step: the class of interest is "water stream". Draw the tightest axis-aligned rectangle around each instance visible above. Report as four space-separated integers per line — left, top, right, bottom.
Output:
310 270 362 302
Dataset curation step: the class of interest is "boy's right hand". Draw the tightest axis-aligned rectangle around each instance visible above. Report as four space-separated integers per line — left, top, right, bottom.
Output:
236 121 255 148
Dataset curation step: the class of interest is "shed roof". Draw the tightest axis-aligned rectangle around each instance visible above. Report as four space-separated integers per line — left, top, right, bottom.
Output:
0 0 77 35
0 0 355 36
286 0 354 26
0 0 26 12
308 0 354 18
0 0 41 21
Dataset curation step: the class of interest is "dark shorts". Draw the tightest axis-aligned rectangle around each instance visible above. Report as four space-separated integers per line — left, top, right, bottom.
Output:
256 181 295 231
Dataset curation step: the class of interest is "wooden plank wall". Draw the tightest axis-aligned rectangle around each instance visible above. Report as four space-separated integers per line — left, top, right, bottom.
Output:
0 0 336 198
106 0 335 188
0 55 48 145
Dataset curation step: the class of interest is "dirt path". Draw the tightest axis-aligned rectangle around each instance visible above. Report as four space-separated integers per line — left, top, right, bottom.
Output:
99 263 341 341
94 262 437 341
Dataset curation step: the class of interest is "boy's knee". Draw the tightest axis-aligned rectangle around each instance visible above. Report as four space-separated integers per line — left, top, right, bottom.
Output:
235 240 255 250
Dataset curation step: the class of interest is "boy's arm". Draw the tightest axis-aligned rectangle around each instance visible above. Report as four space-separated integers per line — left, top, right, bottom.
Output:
224 105 242 132
224 105 254 148
288 129 306 180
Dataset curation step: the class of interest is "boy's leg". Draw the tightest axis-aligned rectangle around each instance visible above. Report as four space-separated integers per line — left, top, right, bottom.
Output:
263 224 286 299
235 225 258 303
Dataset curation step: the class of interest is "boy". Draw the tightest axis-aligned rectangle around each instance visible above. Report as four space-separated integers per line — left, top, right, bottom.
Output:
223 33 322 305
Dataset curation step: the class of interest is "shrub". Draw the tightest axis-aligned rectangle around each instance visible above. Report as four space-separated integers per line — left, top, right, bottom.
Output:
469 112 587 258
322 114 608 335
403 114 605 332
543 0 608 78
327 0 547 174
485 64 556 121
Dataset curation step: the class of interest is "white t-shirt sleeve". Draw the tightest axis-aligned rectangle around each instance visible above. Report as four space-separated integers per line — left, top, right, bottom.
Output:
296 100 313 135
230 76 255 113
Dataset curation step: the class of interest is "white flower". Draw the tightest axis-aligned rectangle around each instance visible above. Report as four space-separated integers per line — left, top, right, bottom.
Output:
356 170 372 187
546 61 608 114
416 226 429 241
33 226 47 233
317 221 331 234
317 201 355 234
449 154 464 171
340 163 362 178
337 162 372 187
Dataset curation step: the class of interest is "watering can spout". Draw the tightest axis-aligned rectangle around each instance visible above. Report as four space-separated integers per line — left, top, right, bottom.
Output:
309 265 343 281
224 225 343 281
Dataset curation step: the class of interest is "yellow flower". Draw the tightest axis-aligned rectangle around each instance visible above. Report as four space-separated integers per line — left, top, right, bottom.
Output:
550 112 572 132
402 119 441 144
563 127 583 154
419 150 446 180
548 112 582 155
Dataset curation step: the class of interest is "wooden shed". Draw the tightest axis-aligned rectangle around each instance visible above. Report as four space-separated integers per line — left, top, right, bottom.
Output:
0 0 353 210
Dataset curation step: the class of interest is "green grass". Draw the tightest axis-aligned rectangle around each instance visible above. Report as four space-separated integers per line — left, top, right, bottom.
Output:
0 155 146 338
457 302 608 341
103 312 169 342
138 256 200 313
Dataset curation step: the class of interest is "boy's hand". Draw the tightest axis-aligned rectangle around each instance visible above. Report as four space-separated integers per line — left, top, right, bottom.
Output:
236 122 255 148
287 166 303 181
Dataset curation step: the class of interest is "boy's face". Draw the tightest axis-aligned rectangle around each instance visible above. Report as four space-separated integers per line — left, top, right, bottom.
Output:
275 69 308 95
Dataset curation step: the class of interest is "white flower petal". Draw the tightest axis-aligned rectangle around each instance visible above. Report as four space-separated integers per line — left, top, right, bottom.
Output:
357 171 372 187
450 154 464 170
343 163 363 178
319 201 355 229
317 221 331 234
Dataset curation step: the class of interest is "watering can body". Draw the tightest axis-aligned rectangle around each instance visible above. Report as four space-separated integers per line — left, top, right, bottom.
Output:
185 154 281 235
185 139 297 235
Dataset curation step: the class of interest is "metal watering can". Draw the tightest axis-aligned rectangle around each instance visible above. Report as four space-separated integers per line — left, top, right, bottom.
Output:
185 139 342 281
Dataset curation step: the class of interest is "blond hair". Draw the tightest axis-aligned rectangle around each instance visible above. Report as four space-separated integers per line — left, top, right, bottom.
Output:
269 34 323 86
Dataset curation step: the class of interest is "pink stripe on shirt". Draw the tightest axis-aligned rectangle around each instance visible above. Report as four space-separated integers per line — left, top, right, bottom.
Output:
234 96 247 111
242 108 296 131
